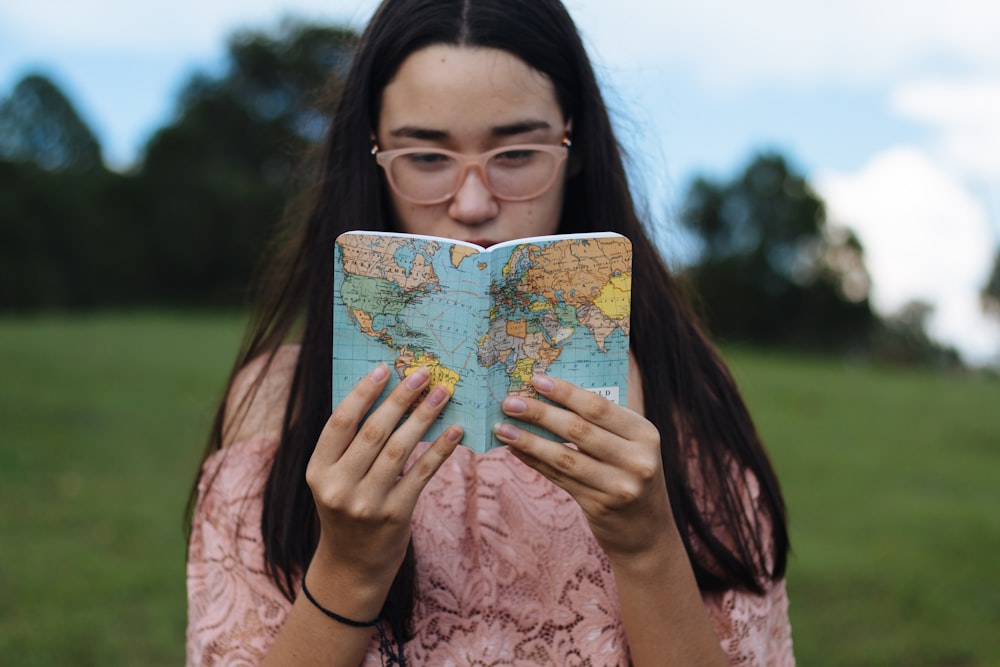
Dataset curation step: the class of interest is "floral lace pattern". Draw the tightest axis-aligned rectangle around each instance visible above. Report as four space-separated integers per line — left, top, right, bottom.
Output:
187 438 794 666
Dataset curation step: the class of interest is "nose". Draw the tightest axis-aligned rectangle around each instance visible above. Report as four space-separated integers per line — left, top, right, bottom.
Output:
448 166 499 225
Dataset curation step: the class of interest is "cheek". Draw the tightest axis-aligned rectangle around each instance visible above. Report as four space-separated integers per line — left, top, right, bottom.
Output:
391 199 437 235
512 203 559 237
529 190 564 234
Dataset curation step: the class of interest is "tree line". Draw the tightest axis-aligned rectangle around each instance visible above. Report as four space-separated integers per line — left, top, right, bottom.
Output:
1 21 356 310
2 19 994 367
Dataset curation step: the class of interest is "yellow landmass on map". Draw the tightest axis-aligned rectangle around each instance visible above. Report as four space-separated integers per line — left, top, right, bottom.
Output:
510 357 536 385
594 274 631 320
396 347 460 396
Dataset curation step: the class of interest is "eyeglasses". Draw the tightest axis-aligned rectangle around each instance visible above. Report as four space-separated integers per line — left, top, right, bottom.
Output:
371 138 571 204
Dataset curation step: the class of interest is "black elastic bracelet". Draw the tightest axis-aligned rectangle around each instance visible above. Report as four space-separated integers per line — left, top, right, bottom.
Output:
300 576 380 628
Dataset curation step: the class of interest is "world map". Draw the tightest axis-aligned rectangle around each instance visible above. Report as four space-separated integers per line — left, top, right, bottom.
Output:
333 231 631 453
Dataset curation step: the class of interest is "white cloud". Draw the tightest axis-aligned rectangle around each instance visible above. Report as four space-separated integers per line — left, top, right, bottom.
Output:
571 0 1000 89
890 78 1000 180
818 146 1000 363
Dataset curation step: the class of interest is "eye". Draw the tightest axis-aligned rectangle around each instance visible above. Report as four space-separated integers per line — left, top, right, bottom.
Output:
401 151 453 170
491 149 540 167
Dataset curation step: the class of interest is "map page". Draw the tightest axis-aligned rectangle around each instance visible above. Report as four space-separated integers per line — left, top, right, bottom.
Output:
333 230 631 454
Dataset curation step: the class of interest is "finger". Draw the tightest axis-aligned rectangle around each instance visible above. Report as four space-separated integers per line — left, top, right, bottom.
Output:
493 422 607 495
313 362 392 465
500 391 637 469
335 366 431 474
531 374 641 439
392 424 463 502
366 382 455 484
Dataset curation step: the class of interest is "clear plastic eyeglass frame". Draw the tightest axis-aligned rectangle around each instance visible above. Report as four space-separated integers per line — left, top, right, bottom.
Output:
371 138 571 204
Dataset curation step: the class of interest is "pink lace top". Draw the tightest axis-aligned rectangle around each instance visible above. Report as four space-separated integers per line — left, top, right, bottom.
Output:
187 437 794 666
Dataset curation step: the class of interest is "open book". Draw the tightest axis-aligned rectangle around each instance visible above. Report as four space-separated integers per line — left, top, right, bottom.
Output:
333 230 632 454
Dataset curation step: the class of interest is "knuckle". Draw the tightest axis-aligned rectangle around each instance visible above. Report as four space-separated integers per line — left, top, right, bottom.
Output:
609 479 642 507
387 388 414 408
553 450 577 473
359 422 387 446
346 497 382 521
567 418 593 442
414 458 438 480
315 484 348 510
327 406 356 433
639 421 661 445
633 457 660 484
304 464 321 490
580 392 612 420
382 441 407 463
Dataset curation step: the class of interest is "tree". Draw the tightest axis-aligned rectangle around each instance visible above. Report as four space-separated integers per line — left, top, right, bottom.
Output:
983 248 1000 319
0 73 132 311
680 152 875 352
0 73 103 171
131 19 358 305
871 300 962 368
0 159 137 310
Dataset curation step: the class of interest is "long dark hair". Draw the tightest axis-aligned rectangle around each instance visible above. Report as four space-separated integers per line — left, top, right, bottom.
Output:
191 0 788 648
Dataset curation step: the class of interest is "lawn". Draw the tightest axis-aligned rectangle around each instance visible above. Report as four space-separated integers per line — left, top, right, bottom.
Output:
0 314 997 665
727 347 1000 666
0 313 243 666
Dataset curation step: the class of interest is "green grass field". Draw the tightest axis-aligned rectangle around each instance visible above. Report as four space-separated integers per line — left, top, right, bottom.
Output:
1 314 998 666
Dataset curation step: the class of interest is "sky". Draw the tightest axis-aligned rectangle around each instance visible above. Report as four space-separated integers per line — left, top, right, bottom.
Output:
2 0 999 364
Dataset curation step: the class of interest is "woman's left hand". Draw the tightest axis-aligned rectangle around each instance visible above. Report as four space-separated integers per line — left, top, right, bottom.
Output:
492 374 674 560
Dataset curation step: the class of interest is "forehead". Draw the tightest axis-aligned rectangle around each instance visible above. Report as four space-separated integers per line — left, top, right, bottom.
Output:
378 45 563 139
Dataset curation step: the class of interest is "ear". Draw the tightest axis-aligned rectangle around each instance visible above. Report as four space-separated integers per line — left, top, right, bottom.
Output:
564 119 584 179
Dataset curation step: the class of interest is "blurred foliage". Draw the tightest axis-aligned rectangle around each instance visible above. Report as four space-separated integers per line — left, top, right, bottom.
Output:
680 153 878 354
870 300 962 369
0 73 103 171
983 249 1000 319
0 19 357 310
134 20 356 304
0 161 136 309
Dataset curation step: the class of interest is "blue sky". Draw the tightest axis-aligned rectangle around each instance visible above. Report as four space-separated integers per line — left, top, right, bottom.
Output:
2 0 999 363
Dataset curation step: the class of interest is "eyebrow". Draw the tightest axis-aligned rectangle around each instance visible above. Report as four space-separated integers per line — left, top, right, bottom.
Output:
389 119 554 141
491 120 553 137
389 127 449 141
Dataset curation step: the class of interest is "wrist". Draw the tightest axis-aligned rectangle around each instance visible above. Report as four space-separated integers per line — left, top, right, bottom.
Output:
300 575 380 627
303 548 395 622
604 523 685 578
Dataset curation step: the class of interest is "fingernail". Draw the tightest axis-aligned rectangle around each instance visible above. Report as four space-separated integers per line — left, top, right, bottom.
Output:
405 367 429 389
502 397 526 414
492 423 519 441
369 363 388 383
445 425 463 443
426 385 450 407
531 375 554 393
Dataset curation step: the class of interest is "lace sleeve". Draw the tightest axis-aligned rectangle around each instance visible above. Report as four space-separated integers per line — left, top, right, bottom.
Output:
186 438 292 667
687 449 795 665
704 578 794 666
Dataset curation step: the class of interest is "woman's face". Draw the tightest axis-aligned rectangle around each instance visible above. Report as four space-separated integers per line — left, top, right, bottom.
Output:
376 45 568 247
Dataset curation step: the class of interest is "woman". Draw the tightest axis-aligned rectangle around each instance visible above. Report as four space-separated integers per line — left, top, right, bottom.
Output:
186 0 794 664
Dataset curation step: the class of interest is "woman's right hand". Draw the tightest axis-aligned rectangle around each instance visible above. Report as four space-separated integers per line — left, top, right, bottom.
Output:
302 362 462 620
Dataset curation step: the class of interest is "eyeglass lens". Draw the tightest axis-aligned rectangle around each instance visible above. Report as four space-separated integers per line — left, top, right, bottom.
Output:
387 148 559 202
